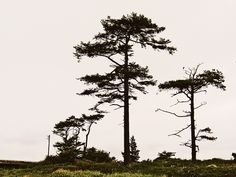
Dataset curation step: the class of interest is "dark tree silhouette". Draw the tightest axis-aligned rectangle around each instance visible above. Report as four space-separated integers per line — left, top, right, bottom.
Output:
82 147 116 162
53 115 85 161
232 153 236 161
74 13 176 164
130 136 140 162
154 151 176 161
53 114 103 162
157 64 226 161
122 135 140 162
82 114 104 154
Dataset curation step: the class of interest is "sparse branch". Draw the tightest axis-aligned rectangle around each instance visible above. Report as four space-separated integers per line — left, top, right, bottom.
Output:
169 124 191 137
171 90 191 100
195 90 207 94
156 108 190 118
110 103 124 110
170 99 191 107
194 102 207 110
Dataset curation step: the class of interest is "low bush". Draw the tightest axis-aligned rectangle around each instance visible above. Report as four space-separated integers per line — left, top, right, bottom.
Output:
232 153 236 161
82 147 116 163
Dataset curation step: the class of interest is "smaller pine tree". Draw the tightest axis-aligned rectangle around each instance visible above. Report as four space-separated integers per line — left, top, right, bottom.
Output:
130 136 140 162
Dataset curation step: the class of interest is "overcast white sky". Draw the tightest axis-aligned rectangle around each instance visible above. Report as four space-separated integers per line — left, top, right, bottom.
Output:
0 0 235 161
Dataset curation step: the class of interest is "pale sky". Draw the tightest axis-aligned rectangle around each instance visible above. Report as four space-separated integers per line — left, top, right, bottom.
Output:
0 0 235 161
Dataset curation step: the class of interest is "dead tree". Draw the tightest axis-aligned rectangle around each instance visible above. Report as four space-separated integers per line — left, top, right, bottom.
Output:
157 64 225 161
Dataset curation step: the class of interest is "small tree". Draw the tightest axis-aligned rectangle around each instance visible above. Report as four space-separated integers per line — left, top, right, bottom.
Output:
130 136 140 162
157 64 226 161
53 115 85 162
53 114 103 162
74 13 176 164
122 135 140 162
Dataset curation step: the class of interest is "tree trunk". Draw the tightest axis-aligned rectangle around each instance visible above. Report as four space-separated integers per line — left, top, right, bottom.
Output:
190 89 196 161
123 41 130 165
83 122 93 156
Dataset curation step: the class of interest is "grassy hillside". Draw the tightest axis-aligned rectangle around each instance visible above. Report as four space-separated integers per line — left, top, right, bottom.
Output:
0 159 236 177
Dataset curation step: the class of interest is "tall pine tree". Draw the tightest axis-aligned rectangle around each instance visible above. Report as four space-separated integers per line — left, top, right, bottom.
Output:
74 13 176 164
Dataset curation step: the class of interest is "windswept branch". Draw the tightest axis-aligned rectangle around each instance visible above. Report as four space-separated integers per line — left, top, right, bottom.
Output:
156 108 190 118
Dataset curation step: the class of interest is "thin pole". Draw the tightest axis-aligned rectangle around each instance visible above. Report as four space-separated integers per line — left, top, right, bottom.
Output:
47 135 50 157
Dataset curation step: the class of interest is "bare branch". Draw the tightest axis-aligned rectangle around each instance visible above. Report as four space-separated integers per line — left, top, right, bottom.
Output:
99 54 122 66
110 103 124 110
168 124 191 137
195 90 207 94
180 141 191 148
194 102 207 110
183 110 191 114
171 90 191 100
170 99 191 107
156 108 190 118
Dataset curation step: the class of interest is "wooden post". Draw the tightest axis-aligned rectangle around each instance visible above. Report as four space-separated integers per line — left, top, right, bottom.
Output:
47 135 50 157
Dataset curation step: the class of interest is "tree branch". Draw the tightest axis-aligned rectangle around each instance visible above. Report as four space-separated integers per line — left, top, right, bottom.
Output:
110 103 124 110
170 99 191 107
156 108 190 118
194 102 207 110
195 90 207 94
168 124 191 137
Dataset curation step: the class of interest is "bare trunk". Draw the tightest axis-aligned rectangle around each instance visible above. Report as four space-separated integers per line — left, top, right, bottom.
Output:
123 41 130 165
190 89 196 161
83 122 93 156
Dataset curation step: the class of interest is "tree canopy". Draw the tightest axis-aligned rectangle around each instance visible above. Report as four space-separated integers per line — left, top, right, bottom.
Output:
74 13 176 164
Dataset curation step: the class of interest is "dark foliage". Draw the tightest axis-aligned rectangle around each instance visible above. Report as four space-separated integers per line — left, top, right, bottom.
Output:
232 153 236 161
130 136 140 162
74 12 176 164
154 151 176 161
157 64 225 161
82 147 116 163
53 114 103 162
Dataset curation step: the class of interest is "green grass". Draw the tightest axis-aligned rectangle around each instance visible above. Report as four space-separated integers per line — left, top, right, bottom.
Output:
0 159 236 177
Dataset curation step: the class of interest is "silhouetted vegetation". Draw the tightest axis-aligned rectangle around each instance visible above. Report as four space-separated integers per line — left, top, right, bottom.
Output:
20 13 232 177
74 12 176 164
122 135 140 162
1 159 236 176
82 147 116 163
153 151 176 161
157 64 226 161
52 114 103 162
129 136 140 162
232 153 236 161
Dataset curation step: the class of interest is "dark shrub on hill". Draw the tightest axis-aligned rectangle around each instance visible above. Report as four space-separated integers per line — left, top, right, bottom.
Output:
232 153 236 161
153 151 176 161
43 151 82 164
82 147 116 163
